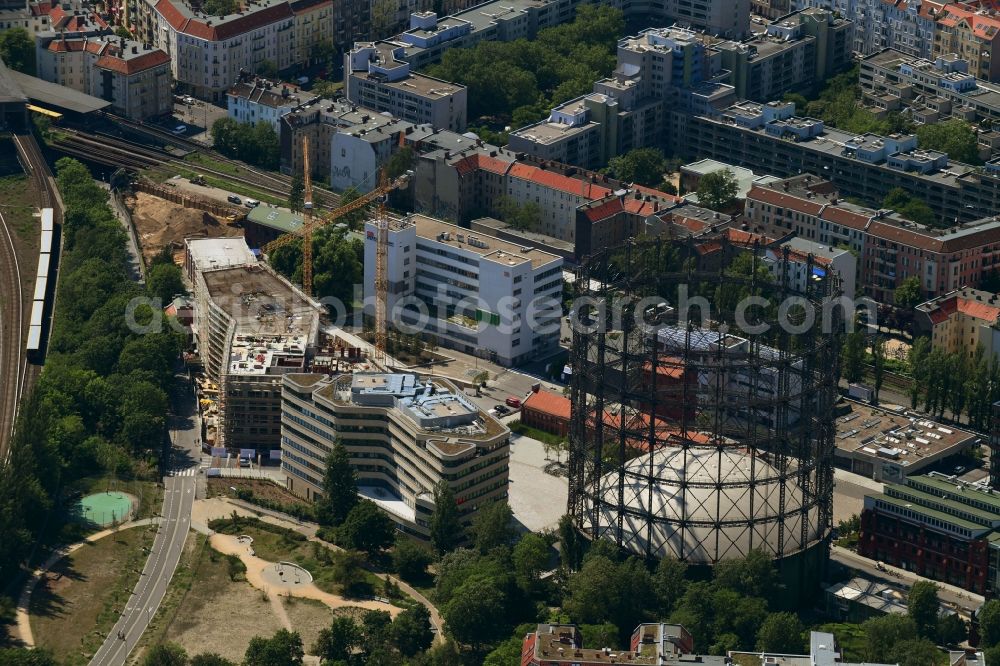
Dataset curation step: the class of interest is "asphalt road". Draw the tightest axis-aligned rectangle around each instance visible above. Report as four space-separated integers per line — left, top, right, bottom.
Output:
88 373 201 666
88 474 195 666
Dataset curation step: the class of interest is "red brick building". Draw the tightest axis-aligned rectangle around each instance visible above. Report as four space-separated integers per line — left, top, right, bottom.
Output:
521 389 571 437
858 474 1000 597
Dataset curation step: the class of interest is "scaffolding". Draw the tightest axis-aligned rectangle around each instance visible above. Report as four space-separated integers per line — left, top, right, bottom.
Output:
567 236 842 574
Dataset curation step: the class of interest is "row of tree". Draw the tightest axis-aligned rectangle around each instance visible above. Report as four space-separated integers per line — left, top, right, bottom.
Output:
210 118 280 170
425 5 624 126
0 159 184 651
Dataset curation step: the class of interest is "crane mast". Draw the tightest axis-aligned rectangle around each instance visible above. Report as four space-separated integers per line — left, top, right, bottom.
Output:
374 174 389 366
302 135 314 295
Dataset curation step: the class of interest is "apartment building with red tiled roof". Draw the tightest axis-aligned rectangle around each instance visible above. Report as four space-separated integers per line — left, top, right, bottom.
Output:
934 4 1000 81
915 287 1000 359
35 33 171 119
744 174 1000 303
134 0 299 101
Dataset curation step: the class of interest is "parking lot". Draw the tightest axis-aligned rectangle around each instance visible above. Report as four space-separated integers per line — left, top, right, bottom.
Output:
166 100 229 144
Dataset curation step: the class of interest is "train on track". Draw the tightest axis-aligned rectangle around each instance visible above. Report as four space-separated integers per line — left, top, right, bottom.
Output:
26 207 55 363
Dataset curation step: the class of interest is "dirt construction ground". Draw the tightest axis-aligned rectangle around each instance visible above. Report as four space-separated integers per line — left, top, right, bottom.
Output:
128 191 242 263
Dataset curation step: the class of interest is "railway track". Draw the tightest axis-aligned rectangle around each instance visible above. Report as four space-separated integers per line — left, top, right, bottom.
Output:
56 125 341 209
1 133 53 463
101 115 341 207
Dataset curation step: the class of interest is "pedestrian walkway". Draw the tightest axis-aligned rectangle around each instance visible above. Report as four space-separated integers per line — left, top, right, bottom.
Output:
14 518 162 647
167 467 198 477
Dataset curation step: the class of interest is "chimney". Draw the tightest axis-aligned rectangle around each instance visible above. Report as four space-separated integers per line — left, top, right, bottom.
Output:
131 45 137 54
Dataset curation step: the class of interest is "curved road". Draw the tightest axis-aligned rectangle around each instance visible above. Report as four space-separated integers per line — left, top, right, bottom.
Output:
89 474 195 666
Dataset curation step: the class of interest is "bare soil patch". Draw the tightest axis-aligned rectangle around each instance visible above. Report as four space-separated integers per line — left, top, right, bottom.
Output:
127 191 241 263
206 478 303 505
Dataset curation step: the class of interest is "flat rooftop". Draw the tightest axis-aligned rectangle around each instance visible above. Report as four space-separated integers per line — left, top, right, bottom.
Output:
246 206 304 234
357 69 464 98
228 332 307 376
825 577 907 615
835 399 976 467
187 237 258 271
202 265 319 339
315 373 508 444
407 214 561 270
511 118 597 144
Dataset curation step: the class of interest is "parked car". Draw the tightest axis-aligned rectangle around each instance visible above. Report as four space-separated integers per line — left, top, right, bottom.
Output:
244 198 260 208
494 405 510 416
172 124 187 135
954 465 966 475
239 457 251 468
227 194 243 205
505 396 522 409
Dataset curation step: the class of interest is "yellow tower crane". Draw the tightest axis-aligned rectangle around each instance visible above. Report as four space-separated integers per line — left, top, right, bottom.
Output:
301 135 314 294
263 170 409 362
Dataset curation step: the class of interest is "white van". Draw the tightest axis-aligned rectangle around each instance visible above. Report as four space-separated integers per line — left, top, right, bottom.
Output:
244 199 260 208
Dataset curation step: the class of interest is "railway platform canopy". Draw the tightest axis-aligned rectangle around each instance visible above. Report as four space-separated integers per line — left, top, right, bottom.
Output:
0 58 28 130
7 70 109 116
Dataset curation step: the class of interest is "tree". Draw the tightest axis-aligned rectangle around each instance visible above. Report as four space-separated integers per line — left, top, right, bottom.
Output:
146 262 186 304
563 555 654 632
255 60 279 78
392 604 435 656
201 0 238 14
430 481 463 555
289 174 304 213
512 532 550 593
472 501 515 554
316 442 357 527
114 26 132 39
696 169 739 211
712 549 778 599
883 189 936 227
908 581 940 638
862 614 917 663
558 514 583 571
442 575 509 650
0 649 60 666
606 148 669 187
654 556 688 616
979 599 1000 647
917 119 980 164
393 537 433 582
888 638 940 666
244 629 304 666
339 500 396 557
190 655 236 666
908 336 931 409
497 196 542 231
362 609 393 646
757 612 805 654
386 147 415 179
842 331 866 384
312 616 359 663
143 644 188 666
894 275 923 309
872 336 886 404
0 28 35 74
937 613 966 646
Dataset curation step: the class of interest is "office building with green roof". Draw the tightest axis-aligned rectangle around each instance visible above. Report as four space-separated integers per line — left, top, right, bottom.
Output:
859 474 1000 597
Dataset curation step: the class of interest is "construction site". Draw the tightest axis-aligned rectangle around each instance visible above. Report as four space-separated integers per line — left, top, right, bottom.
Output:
567 235 843 603
129 190 242 264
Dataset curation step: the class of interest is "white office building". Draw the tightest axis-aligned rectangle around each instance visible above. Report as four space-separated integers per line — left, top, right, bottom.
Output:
363 214 563 366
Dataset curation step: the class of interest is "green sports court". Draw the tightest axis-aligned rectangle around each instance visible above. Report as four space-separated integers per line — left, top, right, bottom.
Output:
75 492 134 527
